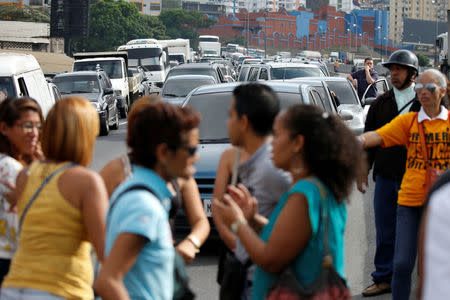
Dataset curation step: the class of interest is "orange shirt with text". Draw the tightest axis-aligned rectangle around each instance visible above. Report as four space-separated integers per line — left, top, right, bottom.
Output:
376 112 450 206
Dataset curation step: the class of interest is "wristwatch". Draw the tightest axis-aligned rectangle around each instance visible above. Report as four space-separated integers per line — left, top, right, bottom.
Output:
230 219 248 235
187 235 201 249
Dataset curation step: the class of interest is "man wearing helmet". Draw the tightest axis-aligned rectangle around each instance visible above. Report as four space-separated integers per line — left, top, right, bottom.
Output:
359 50 420 297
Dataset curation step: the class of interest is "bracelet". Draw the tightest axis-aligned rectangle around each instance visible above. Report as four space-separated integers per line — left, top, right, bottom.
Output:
230 219 248 235
186 235 201 249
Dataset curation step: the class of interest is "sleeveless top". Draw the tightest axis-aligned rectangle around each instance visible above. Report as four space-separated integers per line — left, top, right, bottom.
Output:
2 161 94 300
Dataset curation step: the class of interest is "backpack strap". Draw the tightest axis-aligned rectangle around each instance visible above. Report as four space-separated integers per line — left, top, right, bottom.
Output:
108 184 156 220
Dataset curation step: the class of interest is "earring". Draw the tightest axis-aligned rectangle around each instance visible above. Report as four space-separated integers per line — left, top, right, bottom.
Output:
292 167 303 175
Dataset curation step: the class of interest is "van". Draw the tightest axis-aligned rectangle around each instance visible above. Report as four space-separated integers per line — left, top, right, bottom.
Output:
0 53 54 117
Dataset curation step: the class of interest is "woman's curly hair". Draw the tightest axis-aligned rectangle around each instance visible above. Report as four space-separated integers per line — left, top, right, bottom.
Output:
282 104 366 202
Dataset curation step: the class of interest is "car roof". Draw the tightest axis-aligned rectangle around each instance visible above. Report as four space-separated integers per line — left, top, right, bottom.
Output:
165 74 216 81
186 81 309 96
267 62 321 69
54 71 101 78
0 52 41 76
171 63 216 70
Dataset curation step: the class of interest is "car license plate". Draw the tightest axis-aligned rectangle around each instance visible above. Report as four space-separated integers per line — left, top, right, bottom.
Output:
203 199 212 217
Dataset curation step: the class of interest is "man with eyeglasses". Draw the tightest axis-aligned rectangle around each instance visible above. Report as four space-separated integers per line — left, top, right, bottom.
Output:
359 50 421 297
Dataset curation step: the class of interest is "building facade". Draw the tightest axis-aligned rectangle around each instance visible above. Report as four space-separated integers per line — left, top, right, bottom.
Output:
389 0 448 42
125 0 162 15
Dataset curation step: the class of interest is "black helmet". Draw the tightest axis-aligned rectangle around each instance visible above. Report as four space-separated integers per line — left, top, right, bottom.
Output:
382 50 419 74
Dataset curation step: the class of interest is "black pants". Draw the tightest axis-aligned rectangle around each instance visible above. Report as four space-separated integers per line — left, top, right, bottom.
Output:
0 258 11 285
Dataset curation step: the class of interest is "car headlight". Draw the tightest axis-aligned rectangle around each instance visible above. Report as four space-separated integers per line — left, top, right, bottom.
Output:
115 90 122 97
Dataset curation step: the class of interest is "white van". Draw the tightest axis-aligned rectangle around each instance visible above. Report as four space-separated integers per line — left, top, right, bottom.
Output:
0 53 54 117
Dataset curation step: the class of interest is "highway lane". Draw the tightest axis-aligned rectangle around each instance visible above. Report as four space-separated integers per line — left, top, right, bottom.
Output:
91 122 416 300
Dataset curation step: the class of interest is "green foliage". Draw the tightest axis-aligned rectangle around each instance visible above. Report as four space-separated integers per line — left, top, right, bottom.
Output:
73 0 167 52
0 4 50 23
159 9 216 49
417 53 431 67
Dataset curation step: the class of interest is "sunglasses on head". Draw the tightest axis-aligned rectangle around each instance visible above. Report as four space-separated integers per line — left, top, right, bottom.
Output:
414 83 439 94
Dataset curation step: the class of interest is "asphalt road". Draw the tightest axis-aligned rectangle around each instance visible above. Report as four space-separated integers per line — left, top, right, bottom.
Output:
91 121 417 300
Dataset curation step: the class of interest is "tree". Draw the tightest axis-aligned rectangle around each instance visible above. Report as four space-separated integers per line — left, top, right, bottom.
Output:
0 4 50 23
158 9 216 49
417 53 431 67
73 0 167 52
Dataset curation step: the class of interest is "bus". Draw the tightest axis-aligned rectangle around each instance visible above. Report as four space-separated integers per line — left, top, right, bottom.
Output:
118 41 170 90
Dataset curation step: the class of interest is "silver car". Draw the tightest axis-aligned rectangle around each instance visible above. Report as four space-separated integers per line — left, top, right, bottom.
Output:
161 74 217 106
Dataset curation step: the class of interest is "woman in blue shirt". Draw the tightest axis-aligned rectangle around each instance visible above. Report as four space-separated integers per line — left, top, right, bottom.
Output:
214 104 366 299
94 102 201 300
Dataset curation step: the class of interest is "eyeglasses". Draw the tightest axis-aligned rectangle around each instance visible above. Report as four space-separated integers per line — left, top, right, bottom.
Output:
180 145 198 157
415 83 439 94
15 122 41 133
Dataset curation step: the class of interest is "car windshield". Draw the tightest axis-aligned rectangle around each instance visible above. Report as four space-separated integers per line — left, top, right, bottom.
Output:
186 91 303 142
0 77 16 100
73 60 123 79
168 68 216 80
238 67 249 81
271 67 323 79
325 81 360 105
53 76 100 94
162 78 214 98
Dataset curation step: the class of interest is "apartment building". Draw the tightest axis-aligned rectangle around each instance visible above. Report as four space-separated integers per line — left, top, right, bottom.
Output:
389 0 448 42
126 0 162 15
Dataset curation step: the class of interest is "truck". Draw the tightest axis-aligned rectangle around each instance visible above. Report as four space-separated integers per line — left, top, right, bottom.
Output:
198 35 221 58
118 39 171 94
436 32 449 76
159 39 191 64
72 52 140 118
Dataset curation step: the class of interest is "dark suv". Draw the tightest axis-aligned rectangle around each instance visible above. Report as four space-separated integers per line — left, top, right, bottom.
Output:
166 63 227 83
53 70 119 136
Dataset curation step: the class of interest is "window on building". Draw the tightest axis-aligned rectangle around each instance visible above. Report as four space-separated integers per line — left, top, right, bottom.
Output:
29 0 43 5
281 22 284 28
150 2 161 11
131 1 143 11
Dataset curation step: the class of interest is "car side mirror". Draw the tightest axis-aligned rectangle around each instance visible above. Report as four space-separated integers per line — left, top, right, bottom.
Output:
103 88 114 95
339 110 354 121
363 97 376 106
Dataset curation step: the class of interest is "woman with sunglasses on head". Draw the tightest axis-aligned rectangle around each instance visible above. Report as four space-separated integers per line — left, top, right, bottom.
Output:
358 69 450 300
0 98 43 285
213 104 364 299
1 97 109 300
94 101 201 300
100 96 209 265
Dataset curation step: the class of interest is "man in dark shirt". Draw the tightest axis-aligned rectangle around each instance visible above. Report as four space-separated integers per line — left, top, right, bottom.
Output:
358 50 420 298
347 57 379 100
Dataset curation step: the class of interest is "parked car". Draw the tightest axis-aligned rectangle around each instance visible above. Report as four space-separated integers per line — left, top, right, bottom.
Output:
166 63 227 83
0 53 55 117
243 62 326 82
176 81 332 233
47 82 62 103
161 75 217 106
52 71 119 136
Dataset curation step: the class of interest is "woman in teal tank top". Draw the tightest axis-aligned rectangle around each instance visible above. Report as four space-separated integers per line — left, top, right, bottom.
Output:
214 104 366 299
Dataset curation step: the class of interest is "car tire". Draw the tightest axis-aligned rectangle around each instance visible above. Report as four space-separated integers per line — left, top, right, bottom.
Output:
100 112 109 136
110 110 119 130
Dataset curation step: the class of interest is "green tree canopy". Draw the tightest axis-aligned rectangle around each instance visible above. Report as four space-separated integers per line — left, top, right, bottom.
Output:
0 4 50 22
74 0 167 52
158 9 216 49
417 53 431 67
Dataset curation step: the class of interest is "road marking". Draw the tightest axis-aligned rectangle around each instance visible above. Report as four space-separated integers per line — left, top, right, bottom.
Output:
119 121 128 126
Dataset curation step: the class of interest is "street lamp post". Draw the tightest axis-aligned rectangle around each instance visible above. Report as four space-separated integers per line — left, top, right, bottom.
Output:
264 10 267 58
353 24 358 53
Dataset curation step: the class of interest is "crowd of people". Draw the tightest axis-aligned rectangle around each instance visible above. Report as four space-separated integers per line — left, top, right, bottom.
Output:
0 49 448 300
